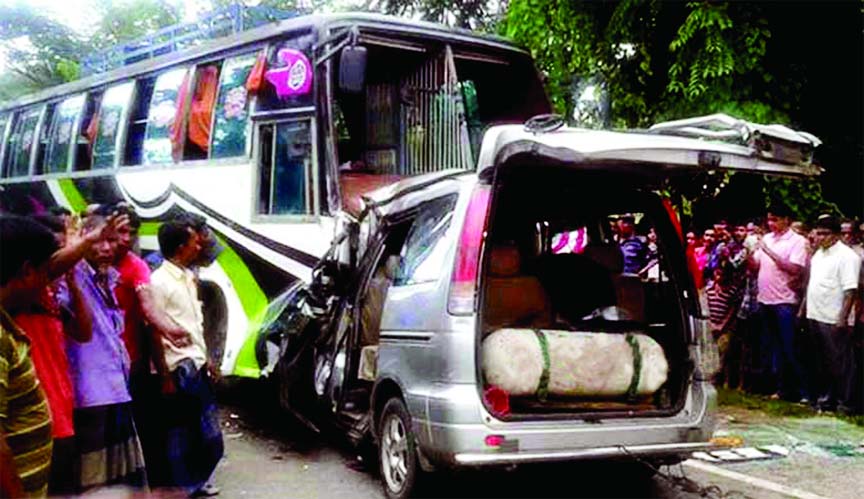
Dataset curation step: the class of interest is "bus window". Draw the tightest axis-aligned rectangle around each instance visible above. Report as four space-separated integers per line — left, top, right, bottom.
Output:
256 32 315 111
34 103 57 174
3 108 41 178
183 63 221 161
75 90 104 171
93 82 134 169
143 67 190 165
211 53 257 159
45 95 85 174
124 77 157 165
0 114 9 167
257 119 313 215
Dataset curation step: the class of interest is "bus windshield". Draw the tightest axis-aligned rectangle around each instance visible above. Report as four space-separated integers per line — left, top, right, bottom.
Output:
332 38 549 178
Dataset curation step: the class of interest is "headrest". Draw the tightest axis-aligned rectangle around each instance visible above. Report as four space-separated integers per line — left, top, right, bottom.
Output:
488 246 521 277
582 245 624 273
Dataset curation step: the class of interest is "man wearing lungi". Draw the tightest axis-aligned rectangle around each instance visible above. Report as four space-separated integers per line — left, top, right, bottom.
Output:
151 217 223 497
63 207 148 492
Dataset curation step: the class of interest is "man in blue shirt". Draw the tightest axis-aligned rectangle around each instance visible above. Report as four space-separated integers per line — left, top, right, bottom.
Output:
618 215 648 274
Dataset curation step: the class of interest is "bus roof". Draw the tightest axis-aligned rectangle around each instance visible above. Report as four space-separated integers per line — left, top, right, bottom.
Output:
0 12 526 112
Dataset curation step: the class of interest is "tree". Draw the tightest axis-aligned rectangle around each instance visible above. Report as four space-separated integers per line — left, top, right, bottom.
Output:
368 0 501 29
501 0 862 220
0 4 88 98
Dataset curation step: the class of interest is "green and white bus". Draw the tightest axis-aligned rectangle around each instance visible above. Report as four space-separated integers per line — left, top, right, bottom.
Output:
0 12 550 378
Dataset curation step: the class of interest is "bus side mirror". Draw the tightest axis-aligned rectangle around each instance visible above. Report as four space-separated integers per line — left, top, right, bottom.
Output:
339 45 367 93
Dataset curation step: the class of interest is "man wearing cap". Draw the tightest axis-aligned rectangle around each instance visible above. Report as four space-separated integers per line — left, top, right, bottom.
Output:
801 215 861 414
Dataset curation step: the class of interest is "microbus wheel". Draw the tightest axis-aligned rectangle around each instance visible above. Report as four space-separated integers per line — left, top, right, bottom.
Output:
378 398 421 499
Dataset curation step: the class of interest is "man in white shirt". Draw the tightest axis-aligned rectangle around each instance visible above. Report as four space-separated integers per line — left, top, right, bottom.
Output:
152 218 223 497
801 215 861 414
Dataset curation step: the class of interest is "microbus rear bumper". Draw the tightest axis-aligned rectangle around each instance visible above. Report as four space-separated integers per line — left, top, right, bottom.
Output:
453 441 715 466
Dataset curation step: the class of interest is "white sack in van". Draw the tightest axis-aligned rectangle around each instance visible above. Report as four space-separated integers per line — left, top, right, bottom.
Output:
482 329 668 398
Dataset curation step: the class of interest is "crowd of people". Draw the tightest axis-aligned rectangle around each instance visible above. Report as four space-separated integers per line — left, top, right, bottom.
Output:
684 206 863 415
1 204 223 497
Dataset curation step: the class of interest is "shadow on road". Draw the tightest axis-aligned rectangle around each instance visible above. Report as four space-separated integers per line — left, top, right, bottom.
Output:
215 379 692 499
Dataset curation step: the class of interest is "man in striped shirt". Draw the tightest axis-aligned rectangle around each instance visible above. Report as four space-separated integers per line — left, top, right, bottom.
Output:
0 216 59 497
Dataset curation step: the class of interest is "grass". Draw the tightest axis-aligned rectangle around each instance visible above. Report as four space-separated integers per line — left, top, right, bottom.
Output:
716 387 864 427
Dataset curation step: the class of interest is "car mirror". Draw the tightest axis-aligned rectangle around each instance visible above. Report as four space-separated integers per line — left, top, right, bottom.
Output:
338 45 367 93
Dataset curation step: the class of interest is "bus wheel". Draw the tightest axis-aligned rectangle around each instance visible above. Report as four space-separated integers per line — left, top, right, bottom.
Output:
379 398 422 499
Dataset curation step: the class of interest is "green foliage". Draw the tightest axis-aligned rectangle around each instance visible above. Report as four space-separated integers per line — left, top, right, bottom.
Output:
374 0 497 29
502 0 845 217
91 0 181 50
763 177 842 224
0 4 88 95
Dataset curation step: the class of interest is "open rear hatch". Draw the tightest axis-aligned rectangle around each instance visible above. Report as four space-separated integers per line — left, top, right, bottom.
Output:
473 114 821 420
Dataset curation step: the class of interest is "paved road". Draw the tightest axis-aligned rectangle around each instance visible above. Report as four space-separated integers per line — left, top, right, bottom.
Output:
208 380 777 499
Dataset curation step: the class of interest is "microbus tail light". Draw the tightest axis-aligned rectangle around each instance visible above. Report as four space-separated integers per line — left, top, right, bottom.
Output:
447 183 492 315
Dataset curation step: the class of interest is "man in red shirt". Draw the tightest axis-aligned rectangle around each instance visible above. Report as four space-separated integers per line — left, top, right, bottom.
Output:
111 204 190 486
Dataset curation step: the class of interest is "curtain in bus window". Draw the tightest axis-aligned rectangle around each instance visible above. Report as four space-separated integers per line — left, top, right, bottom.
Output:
272 121 311 214
93 82 134 169
45 95 85 173
187 65 219 152
143 67 189 165
3 109 40 177
211 53 257 159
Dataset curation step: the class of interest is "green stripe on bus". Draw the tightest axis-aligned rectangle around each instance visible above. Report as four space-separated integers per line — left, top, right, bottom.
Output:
139 221 160 236
213 235 268 377
58 179 87 213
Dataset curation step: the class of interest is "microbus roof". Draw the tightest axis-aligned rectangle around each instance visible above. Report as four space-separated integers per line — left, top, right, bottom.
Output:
0 12 526 112
477 121 822 178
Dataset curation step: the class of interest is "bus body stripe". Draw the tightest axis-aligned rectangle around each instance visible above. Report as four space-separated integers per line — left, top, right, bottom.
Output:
58 179 87 213
213 235 267 377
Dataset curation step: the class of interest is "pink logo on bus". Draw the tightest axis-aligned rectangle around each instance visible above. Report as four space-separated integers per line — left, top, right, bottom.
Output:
265 48 313 98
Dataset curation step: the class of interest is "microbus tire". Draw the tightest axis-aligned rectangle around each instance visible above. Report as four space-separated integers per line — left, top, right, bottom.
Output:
378 398 423 499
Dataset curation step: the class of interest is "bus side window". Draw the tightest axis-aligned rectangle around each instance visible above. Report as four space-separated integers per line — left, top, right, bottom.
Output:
34 104 57 175
74 90 104 171
45 95 85 174
3 108 41 178
183 63 222 161
142 67 191 165
257 119 314 215
93 82 135 169
124 77 157 166
0 114 8 169
210 53 258 159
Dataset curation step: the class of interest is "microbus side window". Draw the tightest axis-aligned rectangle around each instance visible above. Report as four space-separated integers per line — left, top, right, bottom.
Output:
93 82 135 169
3 108 42 178
257 117 315 215
45 95 85 174
393 195 459 286
210 52 258 159
142 67 191 165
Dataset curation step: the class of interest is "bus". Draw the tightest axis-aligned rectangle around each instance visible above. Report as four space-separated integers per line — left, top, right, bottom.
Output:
0 13 550 378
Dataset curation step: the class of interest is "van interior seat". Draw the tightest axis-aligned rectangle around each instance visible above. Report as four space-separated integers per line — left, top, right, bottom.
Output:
483 245 552 332
581 245 646 322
